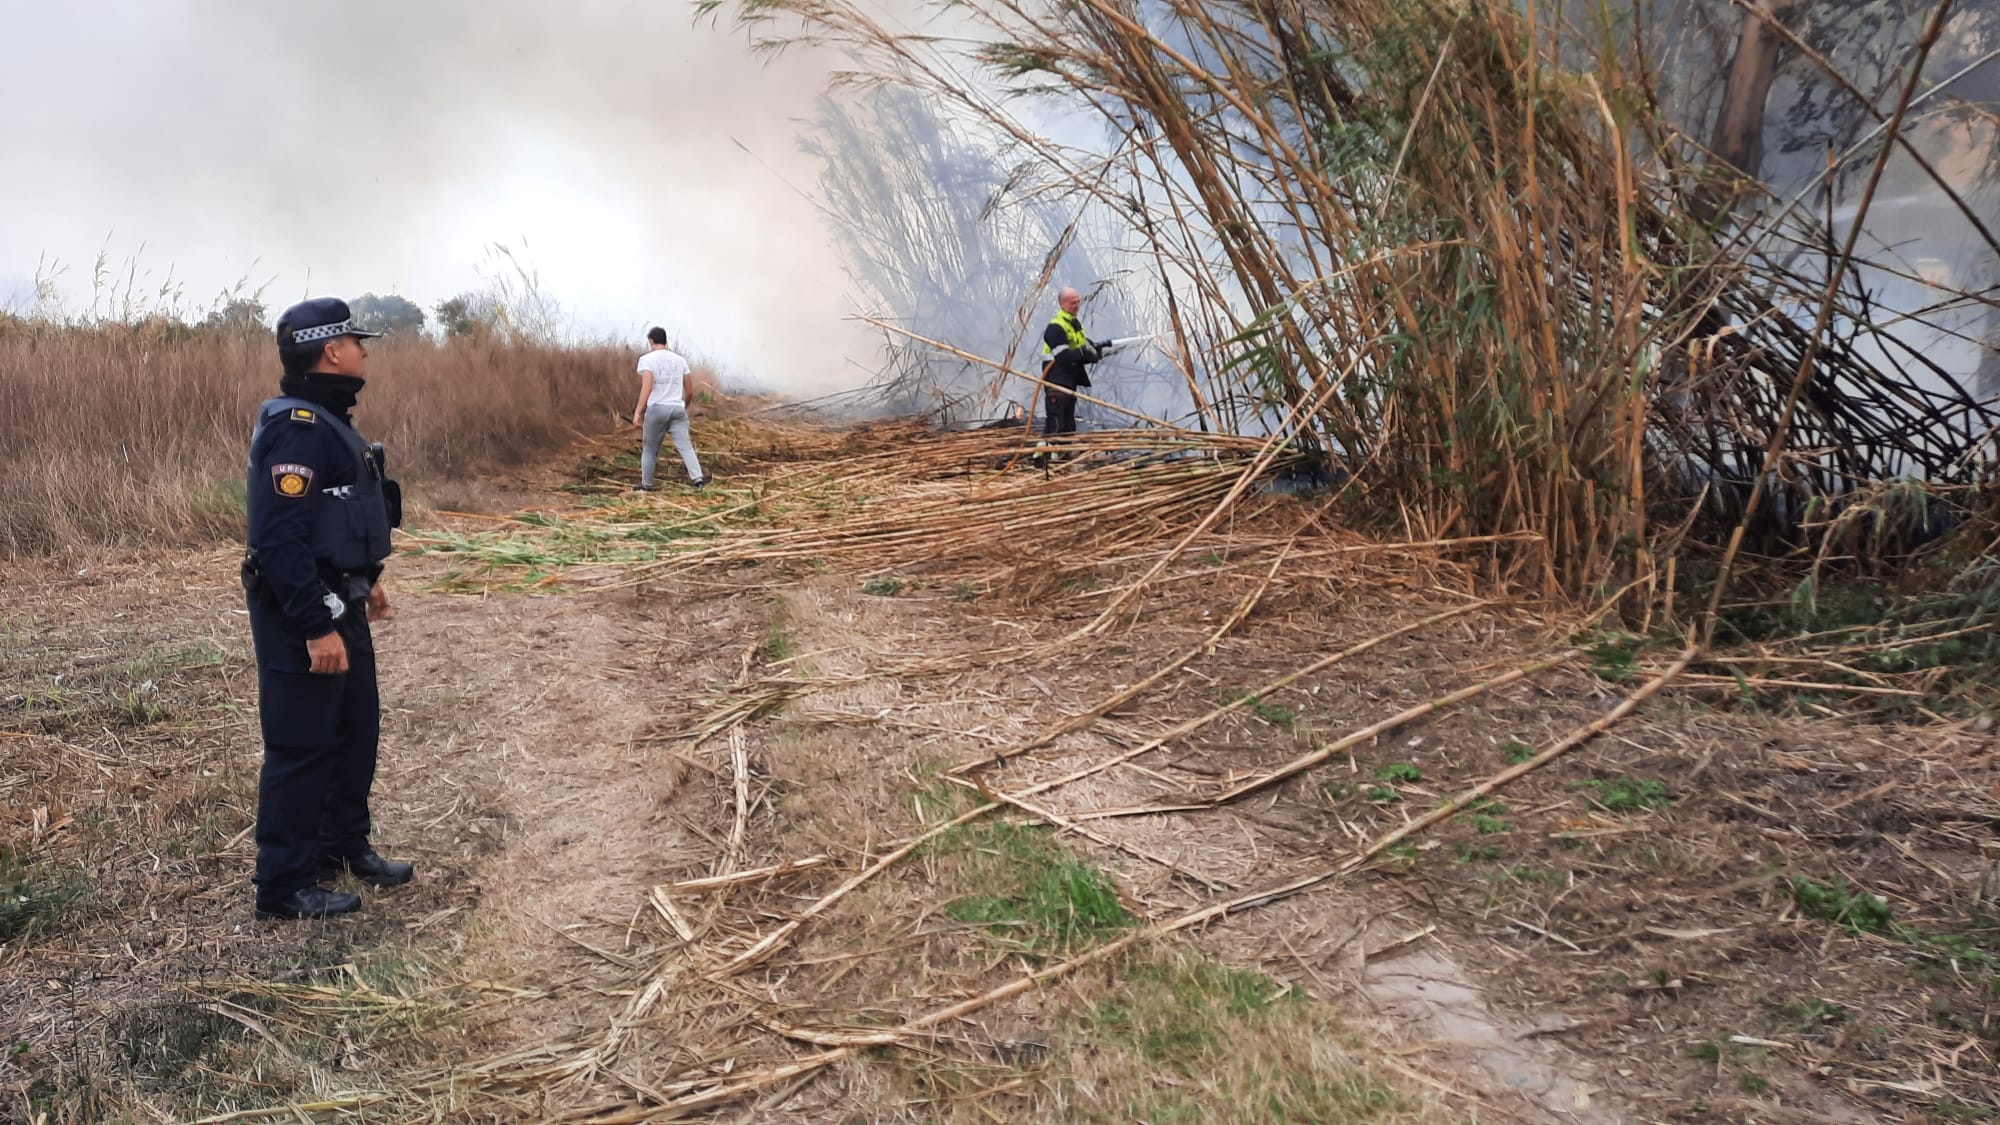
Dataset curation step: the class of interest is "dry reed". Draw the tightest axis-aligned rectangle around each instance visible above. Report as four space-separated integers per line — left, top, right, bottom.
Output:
0 322 640 553
712 0 2000 600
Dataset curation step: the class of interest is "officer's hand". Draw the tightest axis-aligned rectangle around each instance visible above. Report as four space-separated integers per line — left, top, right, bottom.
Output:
307 631 349 675
367 584 392 622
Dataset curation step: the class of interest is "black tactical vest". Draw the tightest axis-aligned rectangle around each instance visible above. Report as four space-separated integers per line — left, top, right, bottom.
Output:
249 397 394 573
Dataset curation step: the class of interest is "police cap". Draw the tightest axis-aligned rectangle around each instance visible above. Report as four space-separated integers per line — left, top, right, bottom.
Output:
275 297 385 350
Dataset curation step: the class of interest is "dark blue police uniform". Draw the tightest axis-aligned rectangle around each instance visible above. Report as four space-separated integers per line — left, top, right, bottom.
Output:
243 298 408 920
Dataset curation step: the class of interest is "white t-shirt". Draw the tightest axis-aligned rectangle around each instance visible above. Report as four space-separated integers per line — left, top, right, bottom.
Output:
638 348 691 410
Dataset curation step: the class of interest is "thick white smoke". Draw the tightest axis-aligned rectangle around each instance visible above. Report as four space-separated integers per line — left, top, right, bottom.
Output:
0 0 878 391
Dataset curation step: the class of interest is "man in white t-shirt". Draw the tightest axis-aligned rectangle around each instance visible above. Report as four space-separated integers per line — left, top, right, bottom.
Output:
630 326 707 491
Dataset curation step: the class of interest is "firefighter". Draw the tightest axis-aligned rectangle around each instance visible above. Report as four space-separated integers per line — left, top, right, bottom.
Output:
1039 287 1114 440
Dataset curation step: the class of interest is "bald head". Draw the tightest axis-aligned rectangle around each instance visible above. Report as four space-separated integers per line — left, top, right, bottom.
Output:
1058 287 1080 315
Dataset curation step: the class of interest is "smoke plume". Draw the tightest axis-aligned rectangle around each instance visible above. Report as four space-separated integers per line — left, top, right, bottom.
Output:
0 0 877 391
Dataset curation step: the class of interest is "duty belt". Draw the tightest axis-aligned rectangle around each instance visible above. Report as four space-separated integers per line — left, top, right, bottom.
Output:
241 552 376 605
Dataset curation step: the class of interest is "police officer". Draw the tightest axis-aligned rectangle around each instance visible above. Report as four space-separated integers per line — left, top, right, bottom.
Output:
1039 286 1114 440
242 297 411 920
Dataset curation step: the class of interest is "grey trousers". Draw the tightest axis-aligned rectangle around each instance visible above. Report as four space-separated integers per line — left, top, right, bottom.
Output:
641 404 703 486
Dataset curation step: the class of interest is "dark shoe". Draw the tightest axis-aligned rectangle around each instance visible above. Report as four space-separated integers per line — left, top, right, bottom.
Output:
688 476 709 489
631 483 657 492
322 851 415 888
255 885 362 921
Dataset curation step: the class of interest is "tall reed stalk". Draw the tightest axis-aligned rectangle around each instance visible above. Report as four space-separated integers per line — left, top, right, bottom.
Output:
716 0 1998 595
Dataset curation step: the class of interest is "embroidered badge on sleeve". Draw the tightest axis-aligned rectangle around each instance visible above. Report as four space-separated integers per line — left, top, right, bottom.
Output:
289 408 317 424
271 463 315 497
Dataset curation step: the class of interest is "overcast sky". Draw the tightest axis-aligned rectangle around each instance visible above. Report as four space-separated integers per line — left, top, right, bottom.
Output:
1 0 882 391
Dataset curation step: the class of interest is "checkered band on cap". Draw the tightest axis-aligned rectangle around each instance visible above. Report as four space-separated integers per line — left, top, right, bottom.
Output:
290 319 357 344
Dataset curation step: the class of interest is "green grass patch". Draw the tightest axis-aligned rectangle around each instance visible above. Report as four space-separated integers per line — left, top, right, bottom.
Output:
1078 952 1413 1123
942 822 1131 954
1374 762 1421 783
407 501 731 581
114 687 171 726
758 603 795 664
1093 958 1292 1061
1577 776 1671 811
862 576 906 597
1790 877 1892 935
910 770 977 828
1500 739 1536 764
1789 875 2000 975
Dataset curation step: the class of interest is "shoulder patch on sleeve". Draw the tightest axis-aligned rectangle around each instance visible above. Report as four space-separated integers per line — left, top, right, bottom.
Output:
270 463 315 498
288 407 317 424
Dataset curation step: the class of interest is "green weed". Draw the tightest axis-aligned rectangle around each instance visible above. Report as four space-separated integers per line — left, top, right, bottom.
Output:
115 688 170 726
1790 877 1892 935
1584 633 1642 682
1374 762 1421 783
758 604 795 664
1578 776 1671 811
1764 996 1850 1032
943 822 1130 954
862 576 906 597
1215 687 1297 727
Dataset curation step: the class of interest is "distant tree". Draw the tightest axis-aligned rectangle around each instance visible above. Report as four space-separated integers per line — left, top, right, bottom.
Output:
200 297 268 339
350 292 426 336
434 291 501 340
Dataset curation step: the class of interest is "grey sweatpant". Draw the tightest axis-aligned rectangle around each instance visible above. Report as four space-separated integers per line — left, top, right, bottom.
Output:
641 404 703 487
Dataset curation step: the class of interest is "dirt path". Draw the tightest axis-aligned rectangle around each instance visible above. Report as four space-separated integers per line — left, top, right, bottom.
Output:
375 570 778 1055
0 552 764 1120
379 568 1626 1122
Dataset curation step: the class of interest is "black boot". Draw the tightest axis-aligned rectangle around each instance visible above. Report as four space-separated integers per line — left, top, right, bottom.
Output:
322 851 415 887
256 885 362 921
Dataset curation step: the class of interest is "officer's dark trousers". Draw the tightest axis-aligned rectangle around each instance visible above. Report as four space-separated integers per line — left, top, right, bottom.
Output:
248 604 379 903
1043 386 1078 438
